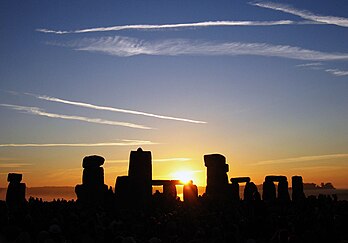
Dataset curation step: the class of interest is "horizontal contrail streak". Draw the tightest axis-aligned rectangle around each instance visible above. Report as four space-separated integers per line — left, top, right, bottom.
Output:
70 36 348 61
251 2 348 27
0 163 32 168
0 140 156 147
0 104 152 129
296 62 323 67
325 69 348 76
29 94 206 124
255 153 348 165
36 20 298 34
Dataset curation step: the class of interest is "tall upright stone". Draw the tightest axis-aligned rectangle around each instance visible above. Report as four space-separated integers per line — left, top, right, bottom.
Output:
183 180 198 205
6 173 26 211
244 181 260 202
292 176 306 201
204 154 229 200
263 179 276 202
278 180 290 202
128 147 152 203
115 148 152 206
75 155 108 206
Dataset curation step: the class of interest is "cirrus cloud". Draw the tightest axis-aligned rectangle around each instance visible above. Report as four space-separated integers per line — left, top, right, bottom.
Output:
64 35 348 61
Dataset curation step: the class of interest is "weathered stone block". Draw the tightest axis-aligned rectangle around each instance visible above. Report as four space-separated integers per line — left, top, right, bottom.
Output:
7 173 22 183
292 176 306 201
82 155 104 168
230 177 251 184
265 175 287 183
82 167 104 186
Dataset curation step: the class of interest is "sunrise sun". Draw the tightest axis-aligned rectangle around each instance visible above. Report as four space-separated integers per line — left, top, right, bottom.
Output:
172 171 194 184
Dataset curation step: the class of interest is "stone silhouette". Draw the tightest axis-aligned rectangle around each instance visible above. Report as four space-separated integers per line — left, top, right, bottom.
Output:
183 180 198 205
292 175 306 201
263 175 290 202
129 147 152 202
152 180 181 201
204 154 229 200
115 148 152 206
6 173 27 211
244 181 261 202
75 155 108 205
230 177 250 201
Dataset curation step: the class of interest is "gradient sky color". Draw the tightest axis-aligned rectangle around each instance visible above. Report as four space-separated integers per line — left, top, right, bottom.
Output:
1 0 347 188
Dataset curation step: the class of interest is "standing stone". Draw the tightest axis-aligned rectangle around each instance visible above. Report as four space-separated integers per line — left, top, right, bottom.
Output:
263 176 290 202
128 147 152 204
278 180 290 202
6 173 26 211
75 155 108 206
163 183 177 200
231 181 240 201
230 177 251 201
292 176 306 201
114 176 130 201
183 180 198 204
262 179 276 202
204 154 229 200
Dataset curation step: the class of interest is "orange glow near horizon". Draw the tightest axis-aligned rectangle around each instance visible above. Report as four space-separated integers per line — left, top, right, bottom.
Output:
1 148 347 189
171 170 195 184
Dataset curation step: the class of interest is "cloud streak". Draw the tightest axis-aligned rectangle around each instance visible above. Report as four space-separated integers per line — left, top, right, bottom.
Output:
325 68 348 76
296 62 323 67
0 163 32 168
0 140 156 147
70 36 348 61
36 20 298 34
28 93 206 124
255 153 348 165
251 2 348 27
0 104 152 130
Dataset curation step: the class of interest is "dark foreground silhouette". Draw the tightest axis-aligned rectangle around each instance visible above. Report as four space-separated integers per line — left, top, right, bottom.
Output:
1 148 347 243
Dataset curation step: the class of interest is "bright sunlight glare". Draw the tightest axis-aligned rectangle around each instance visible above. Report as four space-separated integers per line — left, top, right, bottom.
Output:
172 171 194 184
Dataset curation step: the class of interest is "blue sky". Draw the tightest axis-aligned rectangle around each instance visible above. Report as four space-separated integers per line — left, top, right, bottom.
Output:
1 0 347 188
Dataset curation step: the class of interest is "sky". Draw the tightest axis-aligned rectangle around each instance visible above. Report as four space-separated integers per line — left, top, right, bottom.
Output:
1 0 347 189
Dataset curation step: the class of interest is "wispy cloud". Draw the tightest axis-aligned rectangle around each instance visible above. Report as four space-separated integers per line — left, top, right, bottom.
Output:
0 163 32 168
68 36 348 61
0 171 31 175
0 104 152 130
255 153 348 165
0 140 156 147
325 68 348 76
288 165 342 171
28 93 206 124
251 2 348 27
296 62 323 67
36 20 299 34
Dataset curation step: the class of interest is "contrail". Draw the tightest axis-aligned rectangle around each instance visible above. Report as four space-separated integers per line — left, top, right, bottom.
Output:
36 20 297 34
251 2 348 27
70 35 348 61
0 140 156 147
28 94 206 124
0 163 32 168
325 69 348 77
0 104 152 129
